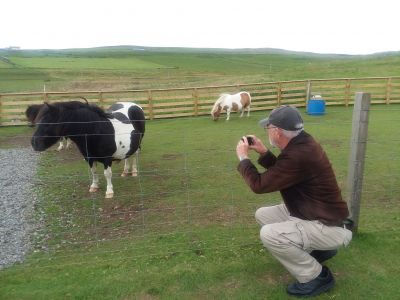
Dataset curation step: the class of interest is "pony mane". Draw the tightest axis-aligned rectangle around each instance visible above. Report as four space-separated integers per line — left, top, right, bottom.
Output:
56 101 111 119
33 101 112 126
216 94 229 104
211 94 229 113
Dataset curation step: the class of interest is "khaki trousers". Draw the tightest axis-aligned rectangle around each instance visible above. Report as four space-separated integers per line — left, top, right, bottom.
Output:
256 204 352 283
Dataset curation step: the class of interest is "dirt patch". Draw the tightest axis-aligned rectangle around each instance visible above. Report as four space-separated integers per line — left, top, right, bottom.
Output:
96 200 179 239
99 201 143 222
259 272 291 285
0 135 31 149
161 153 184 160
130 293 160 300
52 144 84 163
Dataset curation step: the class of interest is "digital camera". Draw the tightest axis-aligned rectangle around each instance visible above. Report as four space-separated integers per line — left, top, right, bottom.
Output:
242 136 254 145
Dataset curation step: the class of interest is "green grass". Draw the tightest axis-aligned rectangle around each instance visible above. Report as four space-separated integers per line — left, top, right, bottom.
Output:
10 57 164 70
1 47 400 92
0 105 399 299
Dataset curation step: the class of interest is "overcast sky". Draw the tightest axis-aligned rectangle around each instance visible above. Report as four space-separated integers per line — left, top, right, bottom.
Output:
1 0 399 55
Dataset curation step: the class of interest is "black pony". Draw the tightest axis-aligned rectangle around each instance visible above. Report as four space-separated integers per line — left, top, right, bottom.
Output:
31 101 146 198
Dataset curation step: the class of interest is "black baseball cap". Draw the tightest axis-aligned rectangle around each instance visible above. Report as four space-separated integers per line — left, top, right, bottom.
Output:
259 105 304 131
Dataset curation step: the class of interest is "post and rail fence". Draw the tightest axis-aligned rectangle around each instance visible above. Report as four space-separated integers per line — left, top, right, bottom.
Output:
0 76 399 126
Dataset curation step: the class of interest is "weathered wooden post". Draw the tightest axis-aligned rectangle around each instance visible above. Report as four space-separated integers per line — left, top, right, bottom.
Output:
98 92 104 109
385 77 392 104
277 82 282 106
344 79 351 107
193 88 199 116
306 80 312 105
147 90 154 120
347 92 371 233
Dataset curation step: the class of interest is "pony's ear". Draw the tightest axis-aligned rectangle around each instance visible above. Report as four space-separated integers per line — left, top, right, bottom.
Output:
42 102 61 115
44 102 59 113
79 96 89 105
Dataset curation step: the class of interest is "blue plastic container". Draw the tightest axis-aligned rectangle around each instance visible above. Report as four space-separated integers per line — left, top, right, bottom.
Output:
307 99 325 115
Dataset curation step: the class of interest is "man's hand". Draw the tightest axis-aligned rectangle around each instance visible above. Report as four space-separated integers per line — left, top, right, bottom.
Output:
236 136 250 161
237 135 269 161
246 135 269 154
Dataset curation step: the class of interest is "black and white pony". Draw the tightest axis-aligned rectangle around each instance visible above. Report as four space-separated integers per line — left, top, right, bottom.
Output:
26 104 72 151
31 101 146 198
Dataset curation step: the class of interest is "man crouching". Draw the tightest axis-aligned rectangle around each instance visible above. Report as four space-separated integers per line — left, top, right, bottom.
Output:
236 105 353 297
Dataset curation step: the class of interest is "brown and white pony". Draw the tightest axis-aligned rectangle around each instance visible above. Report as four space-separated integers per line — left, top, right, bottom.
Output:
211 91 251 121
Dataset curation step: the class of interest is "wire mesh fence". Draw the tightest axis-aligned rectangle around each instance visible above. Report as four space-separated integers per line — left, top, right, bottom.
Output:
0 105 399 270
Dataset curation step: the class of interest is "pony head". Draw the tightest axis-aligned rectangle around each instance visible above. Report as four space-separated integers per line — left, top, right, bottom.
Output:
25 104 45 127
31 103 63 151
211 104 223 121
211 94 229 121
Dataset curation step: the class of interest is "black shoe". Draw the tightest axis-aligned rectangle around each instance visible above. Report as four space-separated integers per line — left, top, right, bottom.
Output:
287 266 335 297
310 249 337 263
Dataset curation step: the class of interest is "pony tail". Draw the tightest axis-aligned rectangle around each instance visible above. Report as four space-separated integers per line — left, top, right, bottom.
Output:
130 106 146 135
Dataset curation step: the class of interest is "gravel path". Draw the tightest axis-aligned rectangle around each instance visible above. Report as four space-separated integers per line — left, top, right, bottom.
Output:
0 147 39 269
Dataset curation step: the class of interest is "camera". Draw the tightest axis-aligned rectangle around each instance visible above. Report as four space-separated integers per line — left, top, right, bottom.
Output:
242 136 254 145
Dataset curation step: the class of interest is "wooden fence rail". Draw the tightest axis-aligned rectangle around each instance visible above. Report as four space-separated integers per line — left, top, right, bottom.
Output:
1 76 400 126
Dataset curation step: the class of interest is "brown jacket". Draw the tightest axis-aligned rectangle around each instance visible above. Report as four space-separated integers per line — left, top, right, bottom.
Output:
237 131 349 225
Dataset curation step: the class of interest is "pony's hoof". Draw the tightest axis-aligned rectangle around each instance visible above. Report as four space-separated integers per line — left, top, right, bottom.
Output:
132 171 138 177
89 187 99 193
121 172 129 177
105 192 114 199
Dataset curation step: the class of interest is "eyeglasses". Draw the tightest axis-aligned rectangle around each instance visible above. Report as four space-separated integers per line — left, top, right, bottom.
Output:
265 126 277 130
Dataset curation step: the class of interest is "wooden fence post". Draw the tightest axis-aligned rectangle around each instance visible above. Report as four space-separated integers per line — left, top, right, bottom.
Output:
306 80 312 106
98 92 104 108
193 88 199 116
344 79 351 107
147 90 154 120
347 92 371 233
385 77 392 104
277 83 282 106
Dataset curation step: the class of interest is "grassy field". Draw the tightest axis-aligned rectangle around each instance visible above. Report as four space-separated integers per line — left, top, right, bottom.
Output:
1 46 400 92
0 105 399 299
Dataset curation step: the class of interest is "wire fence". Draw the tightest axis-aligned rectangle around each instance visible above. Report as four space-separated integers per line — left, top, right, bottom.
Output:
0 105 399 270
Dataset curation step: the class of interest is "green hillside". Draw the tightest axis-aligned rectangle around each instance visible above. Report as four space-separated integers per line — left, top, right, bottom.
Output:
1 46 400 92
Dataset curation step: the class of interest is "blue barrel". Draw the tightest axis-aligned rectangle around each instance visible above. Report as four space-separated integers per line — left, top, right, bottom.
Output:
307 99 325 115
